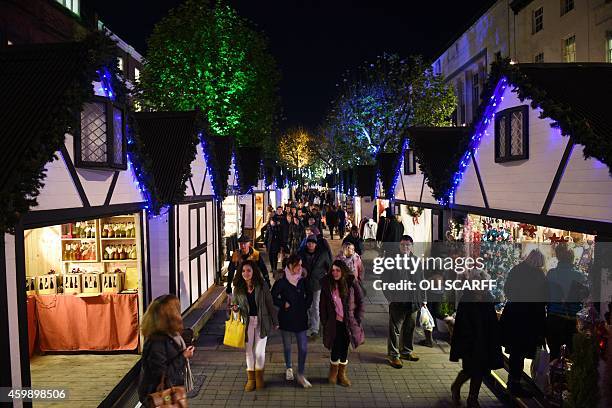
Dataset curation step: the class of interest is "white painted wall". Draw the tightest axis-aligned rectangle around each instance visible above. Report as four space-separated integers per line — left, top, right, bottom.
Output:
188 144 214 197
148 213 170 300
549 144 612 222
454 84 612 222
394 169 439 205
34 133 143 212
4 233 22 402
455 86 566 213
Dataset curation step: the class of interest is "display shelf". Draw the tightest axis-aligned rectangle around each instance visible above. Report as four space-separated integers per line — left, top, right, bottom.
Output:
102 259 137 263
61 237 97 241
100 237 136 241
62 260 100 263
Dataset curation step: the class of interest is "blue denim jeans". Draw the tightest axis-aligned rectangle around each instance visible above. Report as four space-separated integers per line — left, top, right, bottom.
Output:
281 330 308 375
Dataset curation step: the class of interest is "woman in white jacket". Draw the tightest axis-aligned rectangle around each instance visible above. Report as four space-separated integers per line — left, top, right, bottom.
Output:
362 218 377 241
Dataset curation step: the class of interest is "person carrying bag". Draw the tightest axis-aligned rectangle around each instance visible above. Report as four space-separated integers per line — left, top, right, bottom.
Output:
224 310 246 348
138 295 195 407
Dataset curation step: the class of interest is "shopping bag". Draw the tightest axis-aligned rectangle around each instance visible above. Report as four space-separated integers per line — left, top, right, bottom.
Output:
530 347 550 394
223 312 246 348
419 305 435 331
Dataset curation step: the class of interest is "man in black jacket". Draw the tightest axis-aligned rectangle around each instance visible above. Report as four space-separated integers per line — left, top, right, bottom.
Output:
265 220 282 273
342 226 364 256
384 235 424 368
299 236 331 338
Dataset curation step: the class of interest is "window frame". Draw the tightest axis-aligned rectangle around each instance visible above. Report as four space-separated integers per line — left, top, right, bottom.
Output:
74 95 127 170
534 52 544 63
471 71 480 120
563 34 576 62
56 0 80 16
494 105 529 163
561 0 574 16
403 148 416 175
533 7 544 34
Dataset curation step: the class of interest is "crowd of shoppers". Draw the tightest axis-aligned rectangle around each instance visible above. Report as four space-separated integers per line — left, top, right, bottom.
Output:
139 193 590 408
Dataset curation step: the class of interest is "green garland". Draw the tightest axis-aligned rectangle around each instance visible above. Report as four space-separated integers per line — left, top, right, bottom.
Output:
0 32 126 233
410 132 470 202
567 332 600 408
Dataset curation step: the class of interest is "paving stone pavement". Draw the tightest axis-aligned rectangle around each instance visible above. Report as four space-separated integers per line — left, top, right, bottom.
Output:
190 228 507 408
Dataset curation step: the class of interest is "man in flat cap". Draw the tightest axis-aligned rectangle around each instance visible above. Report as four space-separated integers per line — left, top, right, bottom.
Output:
226 235 271 300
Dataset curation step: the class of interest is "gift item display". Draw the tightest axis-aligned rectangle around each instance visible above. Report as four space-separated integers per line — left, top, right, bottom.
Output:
25 214 141 296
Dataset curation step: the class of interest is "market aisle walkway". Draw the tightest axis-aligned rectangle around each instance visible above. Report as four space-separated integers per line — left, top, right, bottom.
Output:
189 227 507 407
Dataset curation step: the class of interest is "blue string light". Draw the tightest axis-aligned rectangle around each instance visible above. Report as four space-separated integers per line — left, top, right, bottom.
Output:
441 77 508 206
199 133 221 201
387 138 408 199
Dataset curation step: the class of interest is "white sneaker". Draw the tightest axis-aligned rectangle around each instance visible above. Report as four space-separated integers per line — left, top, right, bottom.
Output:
286 368 294 381
297 375 312 388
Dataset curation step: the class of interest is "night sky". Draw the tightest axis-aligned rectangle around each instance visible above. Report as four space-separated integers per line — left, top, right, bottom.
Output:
92 0 494 131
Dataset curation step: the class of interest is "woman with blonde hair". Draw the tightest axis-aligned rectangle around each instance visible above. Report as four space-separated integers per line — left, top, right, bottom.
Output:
138 294 194 404
500 249 548 397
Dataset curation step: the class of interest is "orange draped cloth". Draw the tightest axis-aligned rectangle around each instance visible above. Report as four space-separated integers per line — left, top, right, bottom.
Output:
34 293 139 351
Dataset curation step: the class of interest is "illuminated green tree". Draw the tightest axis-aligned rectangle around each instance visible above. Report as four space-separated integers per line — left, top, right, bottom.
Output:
328 54 455 164
138 0 280 146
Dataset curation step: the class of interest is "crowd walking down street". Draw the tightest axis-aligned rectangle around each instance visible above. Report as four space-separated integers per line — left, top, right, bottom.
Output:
143 193 506 408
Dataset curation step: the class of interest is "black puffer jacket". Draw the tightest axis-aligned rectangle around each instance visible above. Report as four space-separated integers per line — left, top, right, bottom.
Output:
138 334 186 403
272 273 313 332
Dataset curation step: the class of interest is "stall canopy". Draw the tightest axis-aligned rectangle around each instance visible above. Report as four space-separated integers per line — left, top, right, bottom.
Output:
355 165 377 198
0 36 118 233
131 111 200 207
407 127 471 202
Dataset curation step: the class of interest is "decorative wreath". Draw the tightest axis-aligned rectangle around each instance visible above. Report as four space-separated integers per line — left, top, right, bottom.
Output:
407 207 424 217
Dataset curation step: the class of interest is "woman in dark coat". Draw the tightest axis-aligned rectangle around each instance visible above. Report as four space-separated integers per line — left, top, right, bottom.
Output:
500 249 548 397
288 216 306 255
320 260 365 387
271 254 313 388
450 275 503 407
138 294 194 404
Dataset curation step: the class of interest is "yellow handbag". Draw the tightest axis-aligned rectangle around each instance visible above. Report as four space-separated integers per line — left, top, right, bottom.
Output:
223 312 246 348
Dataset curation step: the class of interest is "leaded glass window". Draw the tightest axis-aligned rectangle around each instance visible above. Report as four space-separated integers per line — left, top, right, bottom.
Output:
404 149 416 175
510 110 524 156
497 116 506 158
495 105 529 163
75 96 126 169
81 102 107 163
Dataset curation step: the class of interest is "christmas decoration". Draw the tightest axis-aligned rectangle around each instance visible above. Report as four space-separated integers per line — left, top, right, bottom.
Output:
0 32 127 233
407 206 423 225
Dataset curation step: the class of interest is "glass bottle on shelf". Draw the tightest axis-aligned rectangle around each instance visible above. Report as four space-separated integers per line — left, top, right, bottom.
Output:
112 245 119 260
80 222 86 238
108 224 115 238
130 244 137 259
103 246 109 260
75 243 81 260
102 224 108 238
119 245 127 260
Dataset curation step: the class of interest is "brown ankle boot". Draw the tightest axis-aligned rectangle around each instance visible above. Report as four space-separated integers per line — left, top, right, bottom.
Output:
337 361 351 387
245 370 256 392
328 361 339 384
255 369 265 390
